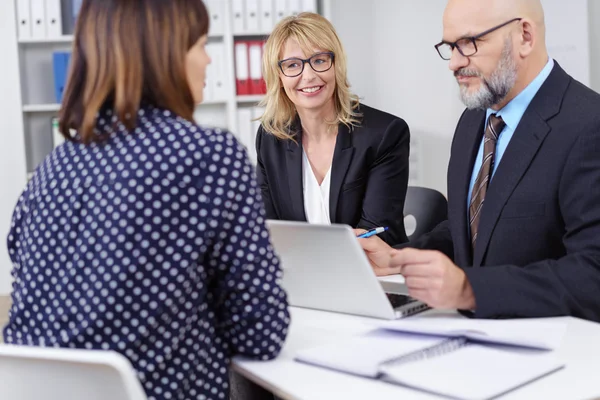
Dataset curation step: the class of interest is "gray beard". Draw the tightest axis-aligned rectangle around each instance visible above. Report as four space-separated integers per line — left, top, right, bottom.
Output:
458 40 518 110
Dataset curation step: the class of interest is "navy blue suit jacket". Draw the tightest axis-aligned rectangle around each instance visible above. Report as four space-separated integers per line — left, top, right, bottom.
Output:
406 63 600 321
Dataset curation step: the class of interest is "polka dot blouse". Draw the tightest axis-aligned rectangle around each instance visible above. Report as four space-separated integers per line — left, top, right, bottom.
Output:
3 105 291 400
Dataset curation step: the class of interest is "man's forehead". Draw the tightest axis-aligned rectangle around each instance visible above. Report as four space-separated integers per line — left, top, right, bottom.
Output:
442 9 495 41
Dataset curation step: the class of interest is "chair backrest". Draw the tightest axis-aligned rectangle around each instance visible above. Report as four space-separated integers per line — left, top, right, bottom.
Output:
403 186 448 241
0 344 147 400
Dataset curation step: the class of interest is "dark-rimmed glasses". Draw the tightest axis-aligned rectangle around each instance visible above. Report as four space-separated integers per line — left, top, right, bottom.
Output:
278 52 335 77
434 18 522 60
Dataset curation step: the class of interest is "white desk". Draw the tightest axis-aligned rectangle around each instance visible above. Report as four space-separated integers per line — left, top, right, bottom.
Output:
233 307 600 400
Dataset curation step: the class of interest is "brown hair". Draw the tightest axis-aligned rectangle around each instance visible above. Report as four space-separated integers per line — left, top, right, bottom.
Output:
59 0 209 144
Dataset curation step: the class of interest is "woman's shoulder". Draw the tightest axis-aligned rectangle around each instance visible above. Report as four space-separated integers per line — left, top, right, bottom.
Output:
138 106 251 168
356 103 408 128
352 103 409 142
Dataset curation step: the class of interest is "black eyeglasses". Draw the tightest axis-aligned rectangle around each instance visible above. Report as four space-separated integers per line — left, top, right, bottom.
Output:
434 18 522 60
278 52 335 77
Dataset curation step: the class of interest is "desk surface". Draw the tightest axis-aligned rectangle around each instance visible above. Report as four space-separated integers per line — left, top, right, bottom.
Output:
233 307 600 400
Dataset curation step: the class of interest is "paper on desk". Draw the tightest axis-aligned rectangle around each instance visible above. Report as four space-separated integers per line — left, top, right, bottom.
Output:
380 344 564 400
376 317 567 350
295 329 444 377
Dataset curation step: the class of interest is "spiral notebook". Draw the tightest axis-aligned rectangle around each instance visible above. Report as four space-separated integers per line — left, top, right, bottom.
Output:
295 329 564 400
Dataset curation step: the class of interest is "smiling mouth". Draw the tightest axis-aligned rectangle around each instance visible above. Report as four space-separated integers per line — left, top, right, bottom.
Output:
298 86 323 93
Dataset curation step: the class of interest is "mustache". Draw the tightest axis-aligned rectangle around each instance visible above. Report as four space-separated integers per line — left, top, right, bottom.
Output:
455 68 482 78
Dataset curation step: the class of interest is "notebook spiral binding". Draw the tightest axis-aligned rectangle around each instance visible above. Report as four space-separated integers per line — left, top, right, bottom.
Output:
379 337 470 368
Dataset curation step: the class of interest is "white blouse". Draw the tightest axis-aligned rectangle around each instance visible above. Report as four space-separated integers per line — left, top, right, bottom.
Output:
302 149 332 224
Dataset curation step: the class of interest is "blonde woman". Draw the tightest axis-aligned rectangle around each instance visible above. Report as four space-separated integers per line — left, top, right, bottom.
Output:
256 12 410 245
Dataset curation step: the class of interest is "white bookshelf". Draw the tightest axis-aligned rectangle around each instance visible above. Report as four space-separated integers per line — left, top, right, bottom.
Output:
15 0 321 176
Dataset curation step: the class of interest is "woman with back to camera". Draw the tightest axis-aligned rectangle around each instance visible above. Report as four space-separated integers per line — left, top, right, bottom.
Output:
256 12 411 245
3 1 290 399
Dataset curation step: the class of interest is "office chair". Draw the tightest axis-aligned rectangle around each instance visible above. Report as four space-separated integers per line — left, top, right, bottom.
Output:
0 344 147 400
403 186 448 241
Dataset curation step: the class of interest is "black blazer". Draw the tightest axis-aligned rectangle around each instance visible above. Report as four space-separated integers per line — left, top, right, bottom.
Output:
256 104 410 245
407 63 600 321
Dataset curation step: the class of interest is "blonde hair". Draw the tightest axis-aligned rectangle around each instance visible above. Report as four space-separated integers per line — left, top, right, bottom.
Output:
259 12 361 140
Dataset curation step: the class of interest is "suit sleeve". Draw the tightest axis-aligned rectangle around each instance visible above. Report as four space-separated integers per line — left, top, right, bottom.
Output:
255 126 279 219
394 220 455 260
392 108 471 258
356 118 410 245
464 132 600 321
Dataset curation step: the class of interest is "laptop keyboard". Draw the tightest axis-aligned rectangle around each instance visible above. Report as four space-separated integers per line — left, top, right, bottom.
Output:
386 293 420 308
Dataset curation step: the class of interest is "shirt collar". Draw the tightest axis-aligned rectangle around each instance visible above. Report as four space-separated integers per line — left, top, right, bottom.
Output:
486 58 554 130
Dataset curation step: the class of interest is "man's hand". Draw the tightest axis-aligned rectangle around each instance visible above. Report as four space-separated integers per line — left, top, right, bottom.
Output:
354 229 401 276
391 248 476 310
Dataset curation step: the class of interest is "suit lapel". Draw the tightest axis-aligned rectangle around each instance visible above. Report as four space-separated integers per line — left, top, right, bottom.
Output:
285 121 306 221
329 124 354 222
449 112 486 266
472 62 569 266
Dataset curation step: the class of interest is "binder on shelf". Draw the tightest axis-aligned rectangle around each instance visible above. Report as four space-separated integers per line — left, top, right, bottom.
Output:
206 0 224 36
248 41 265 95
235 41 251 95
236 107 253 160
231 0 245 34
30 0 47 38
209 42 229 101
44 0 63 38
301 0 317 13
204 44 216 102
259 0 274 32
52 52 71 103
287 0 302 16
274 0 287 22
16 0 33 39
245 0 260 32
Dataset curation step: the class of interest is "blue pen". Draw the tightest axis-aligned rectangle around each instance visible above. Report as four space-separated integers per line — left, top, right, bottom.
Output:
357 226 388 239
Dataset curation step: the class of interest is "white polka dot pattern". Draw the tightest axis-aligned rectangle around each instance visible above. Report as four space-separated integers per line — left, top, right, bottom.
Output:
3 105 290 400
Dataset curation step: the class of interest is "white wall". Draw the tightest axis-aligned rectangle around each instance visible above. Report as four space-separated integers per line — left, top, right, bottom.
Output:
0 1 27 294
590 0 600 93
328 0 599 196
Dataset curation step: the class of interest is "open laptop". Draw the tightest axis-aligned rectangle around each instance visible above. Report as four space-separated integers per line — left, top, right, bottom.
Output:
266 220 430 319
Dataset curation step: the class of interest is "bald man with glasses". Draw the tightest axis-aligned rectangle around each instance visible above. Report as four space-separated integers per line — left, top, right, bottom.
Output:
358 0 600 321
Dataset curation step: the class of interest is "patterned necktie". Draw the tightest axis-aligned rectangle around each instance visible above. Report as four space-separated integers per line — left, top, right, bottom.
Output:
469 114 506 250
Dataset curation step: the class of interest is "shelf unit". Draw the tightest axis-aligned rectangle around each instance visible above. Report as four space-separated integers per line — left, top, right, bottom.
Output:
16 0 322 176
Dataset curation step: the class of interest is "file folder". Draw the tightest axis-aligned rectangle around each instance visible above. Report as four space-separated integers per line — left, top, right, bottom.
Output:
207 0 225 36
209 43 228 100
274 0 287 22
248 41 265 95
245 0 260 32
259 0 274 32
236 107 253 155
232 0 245 34
235 42 251 95
16 0 33 39
30 0 47 38
288 0 302 16
45 0 63 37
52 52 71 103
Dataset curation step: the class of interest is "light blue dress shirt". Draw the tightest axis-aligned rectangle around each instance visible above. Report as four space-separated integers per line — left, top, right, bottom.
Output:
467 58 554 213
